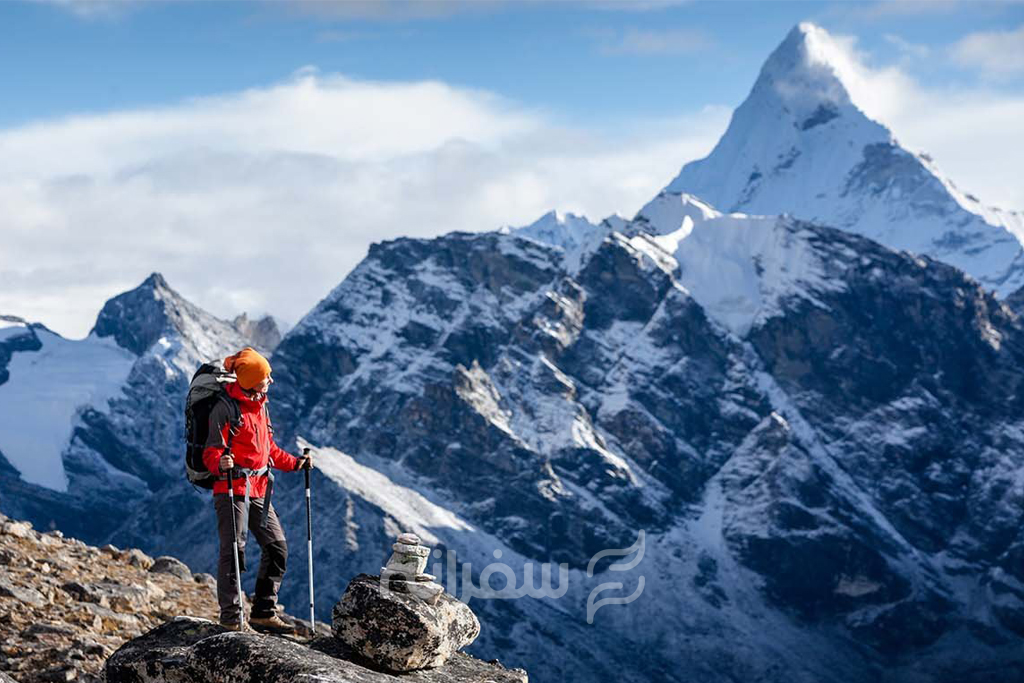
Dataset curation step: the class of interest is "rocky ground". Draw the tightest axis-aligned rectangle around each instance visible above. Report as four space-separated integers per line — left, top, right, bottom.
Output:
0 511 224 682
0 512 526 683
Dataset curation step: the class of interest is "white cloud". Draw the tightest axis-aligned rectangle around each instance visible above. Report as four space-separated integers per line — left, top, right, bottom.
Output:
0 71 726 338
883 33 931 60
590 26 714 55
952 23 1024 78
835 0 977 20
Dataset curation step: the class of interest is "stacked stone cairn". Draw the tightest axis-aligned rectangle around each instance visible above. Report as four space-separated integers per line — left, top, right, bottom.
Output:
332 532 481 672
379 532 445 604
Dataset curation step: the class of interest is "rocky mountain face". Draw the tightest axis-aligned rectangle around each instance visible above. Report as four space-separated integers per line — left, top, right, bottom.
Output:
258 195 1024 681
231 313 282 353
0 273 250 541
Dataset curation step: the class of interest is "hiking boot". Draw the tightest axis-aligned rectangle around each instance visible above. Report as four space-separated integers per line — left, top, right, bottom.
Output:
249 614 296 635
219 620 251 632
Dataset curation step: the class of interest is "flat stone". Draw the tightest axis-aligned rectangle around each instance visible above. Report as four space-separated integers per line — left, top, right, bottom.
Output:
0 577 46 606
123 549 154 570
389 579 444 605
61 580 151 612
397 533 422 545
22 622 77 637
1 521 33 539
392 542 431 557
149 556 192 581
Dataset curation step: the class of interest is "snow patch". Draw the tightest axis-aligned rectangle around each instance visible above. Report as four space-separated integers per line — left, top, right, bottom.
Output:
298 437 474 545
671 214 846 336
0 329 135 491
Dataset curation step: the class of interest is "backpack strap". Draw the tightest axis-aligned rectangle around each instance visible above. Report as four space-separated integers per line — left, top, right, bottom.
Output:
218 393 243 457
263 401 274 436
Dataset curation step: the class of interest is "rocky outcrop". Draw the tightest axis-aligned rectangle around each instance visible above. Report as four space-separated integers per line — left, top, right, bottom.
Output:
106 616 525 683
0 513 222 683
149 556 192 582
0 316 42 388
232 312 282 353
333 574 480 673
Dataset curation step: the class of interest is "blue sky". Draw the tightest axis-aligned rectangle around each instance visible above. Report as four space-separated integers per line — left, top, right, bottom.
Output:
4 0 1021 129
1 0 1023 337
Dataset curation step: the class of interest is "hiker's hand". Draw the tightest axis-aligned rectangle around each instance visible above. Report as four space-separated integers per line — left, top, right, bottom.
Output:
219 454 234 472
296 455 314 471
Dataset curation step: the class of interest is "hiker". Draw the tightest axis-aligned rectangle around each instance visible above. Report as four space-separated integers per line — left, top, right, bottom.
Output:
202 346 313 633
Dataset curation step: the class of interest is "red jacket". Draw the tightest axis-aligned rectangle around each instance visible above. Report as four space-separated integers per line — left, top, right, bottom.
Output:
202 381 299 497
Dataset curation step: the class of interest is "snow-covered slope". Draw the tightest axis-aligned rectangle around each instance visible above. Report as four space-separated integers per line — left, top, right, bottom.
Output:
627 192 845 335
0 325 134 491
663 22 1024 295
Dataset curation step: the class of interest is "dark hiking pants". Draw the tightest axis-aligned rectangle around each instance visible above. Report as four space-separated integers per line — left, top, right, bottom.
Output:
214 494 287 623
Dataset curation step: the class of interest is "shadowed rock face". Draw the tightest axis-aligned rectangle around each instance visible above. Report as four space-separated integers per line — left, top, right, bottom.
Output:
258 214 1024 682
92 273 198 357
0 317 42 388
1005 284 1024 318
105 616 526 683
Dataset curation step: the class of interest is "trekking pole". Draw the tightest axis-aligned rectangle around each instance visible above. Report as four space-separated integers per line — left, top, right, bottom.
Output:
226 466 246 631
304 447 315 635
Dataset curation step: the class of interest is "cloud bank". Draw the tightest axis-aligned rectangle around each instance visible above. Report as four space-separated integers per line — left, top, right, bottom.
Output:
2 24 1022 338
952 23 1024 78
0 70 727 337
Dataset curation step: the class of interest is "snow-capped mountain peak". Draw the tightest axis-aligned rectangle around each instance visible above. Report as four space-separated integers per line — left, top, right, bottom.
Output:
0 273 262 503
755 21 865 124
664 22 1024 296
506 208 611 271
91 272 247 364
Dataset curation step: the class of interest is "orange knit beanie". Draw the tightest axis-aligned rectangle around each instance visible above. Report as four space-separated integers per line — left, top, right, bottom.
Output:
224 347 272 390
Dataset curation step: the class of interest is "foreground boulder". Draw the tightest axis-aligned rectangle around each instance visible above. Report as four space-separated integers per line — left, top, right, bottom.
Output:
333 573 480 673
105 616 526 683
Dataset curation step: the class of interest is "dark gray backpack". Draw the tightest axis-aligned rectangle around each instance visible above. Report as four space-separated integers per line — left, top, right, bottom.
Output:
184 362 241 489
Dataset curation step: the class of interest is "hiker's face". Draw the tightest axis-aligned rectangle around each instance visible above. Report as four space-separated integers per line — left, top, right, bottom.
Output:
249 376 272 395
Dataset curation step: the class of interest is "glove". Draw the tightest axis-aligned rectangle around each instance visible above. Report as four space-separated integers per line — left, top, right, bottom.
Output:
296 455 314 471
